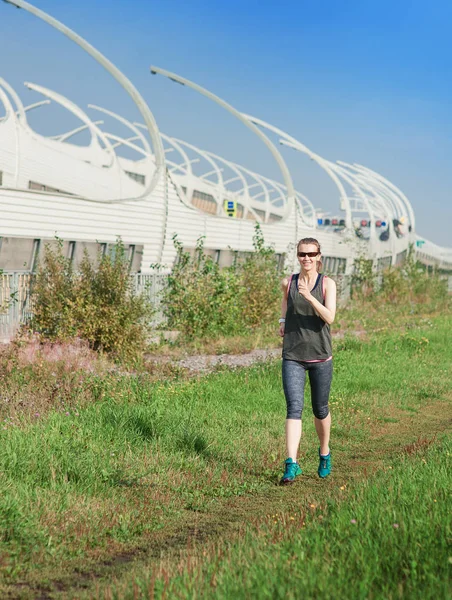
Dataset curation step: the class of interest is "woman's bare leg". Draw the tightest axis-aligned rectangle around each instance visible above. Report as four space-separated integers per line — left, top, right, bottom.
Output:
314 413 331 455
286 418 302 461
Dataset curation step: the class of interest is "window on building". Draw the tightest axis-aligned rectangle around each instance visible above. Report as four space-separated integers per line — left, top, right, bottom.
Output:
128 244 136 269
30 239 41 272
191 189 217 214
28 181 72 195
125 171 146 186
323 256 346 275
67 241 76 263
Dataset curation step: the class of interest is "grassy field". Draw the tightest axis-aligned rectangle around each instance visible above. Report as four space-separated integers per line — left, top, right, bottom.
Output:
103 435 451 600
0 312 451 598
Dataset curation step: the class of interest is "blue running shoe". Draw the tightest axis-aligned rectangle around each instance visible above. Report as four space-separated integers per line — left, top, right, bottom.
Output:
318 449 332 478
280 458 302 485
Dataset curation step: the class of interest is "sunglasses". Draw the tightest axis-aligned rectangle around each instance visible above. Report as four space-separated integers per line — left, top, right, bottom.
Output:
297 252 319 258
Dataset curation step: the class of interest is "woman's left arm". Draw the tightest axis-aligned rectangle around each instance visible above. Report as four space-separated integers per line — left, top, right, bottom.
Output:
300 278 337 325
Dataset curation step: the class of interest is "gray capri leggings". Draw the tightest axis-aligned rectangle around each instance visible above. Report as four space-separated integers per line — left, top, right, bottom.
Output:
282 358 333 420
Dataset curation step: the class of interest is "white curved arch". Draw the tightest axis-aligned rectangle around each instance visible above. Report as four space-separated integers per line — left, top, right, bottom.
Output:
345 173 400 258
201 167 224 181
160 135 192 174
157 134 197 209
256 173 316 227
278 137 352 229
243 114 353 229
168 157 200 174
204 150 251 218
295 192 317 228
2 0 166 206
50 121 104 142
21 99 51 115
329 162 378 247
0 85 12 121
103 132 150 158
229 161 271 222
88 104 152 158
0 82 20 186
171 139 226 215
351 173 404 233
150 66 296 218
111 134 140 150
25 83 117 167
0 77 28 125
351 172 400 217
353 163 415 233
173 137 225 191
337 163 396 219
337 161 406 221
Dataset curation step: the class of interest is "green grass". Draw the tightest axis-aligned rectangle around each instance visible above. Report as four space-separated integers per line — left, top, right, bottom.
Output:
0 314 451 596
105 435 451 599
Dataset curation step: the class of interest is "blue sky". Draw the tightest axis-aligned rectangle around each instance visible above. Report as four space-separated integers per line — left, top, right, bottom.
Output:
0 0 451 245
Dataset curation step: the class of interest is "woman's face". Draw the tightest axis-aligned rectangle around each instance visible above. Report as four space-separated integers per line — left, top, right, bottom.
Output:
297 243 320 272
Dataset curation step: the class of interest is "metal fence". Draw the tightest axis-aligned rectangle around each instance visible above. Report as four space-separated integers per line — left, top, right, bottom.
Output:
0 272 168 342
0 272 35 342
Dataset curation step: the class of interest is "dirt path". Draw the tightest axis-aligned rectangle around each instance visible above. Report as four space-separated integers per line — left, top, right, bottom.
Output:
6 396 451 600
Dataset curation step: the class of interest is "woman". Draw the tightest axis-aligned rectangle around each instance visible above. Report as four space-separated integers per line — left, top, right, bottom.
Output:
279 237 336 484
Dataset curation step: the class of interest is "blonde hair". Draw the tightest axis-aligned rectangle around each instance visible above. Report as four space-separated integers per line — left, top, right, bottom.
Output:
297 237 323 273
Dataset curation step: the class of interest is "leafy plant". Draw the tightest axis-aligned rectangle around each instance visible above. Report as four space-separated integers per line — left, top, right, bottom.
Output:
160 225 284 340
30 239 153 362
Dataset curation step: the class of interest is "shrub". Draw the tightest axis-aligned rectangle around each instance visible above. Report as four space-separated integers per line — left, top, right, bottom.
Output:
161 225 284 340
30 239 153 362
351 245 448 309
29 239 78 340
351 257 375 298
161 236 243 339
236 225 281 327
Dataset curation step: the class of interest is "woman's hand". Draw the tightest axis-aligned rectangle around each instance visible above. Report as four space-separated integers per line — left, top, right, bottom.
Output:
279 323 285 337
298 279 312 300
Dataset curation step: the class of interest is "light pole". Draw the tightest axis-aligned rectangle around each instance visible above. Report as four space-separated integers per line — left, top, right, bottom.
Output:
149 66 296 220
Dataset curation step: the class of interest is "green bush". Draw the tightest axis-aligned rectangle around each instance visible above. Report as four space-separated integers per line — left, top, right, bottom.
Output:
379 246 447 305
29 239 78 340
161 236 243 339
237 225 281 327
30 239 153 362
352 245 448 309
161 225 283 340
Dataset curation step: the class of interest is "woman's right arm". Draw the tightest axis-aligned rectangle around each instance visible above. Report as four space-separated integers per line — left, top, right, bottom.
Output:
279 276 290 337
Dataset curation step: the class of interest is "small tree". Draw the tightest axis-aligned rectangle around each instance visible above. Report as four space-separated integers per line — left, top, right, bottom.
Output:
30 239 78 340
161 225 284 339
238 224 282 327
75 241 153 360
31 239 153 362
162 235 243 339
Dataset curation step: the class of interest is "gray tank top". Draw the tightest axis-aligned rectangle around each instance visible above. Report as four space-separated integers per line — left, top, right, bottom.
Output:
282 273 332 361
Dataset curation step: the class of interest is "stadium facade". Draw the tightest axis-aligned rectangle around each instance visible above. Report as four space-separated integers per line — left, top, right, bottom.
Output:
1 0 451 284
